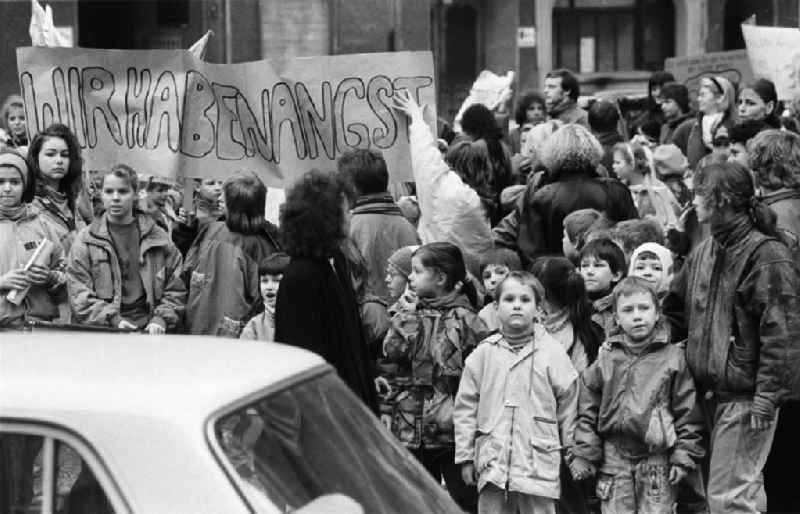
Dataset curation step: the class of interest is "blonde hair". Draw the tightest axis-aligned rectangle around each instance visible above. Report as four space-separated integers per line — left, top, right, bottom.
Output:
700 75 737 121
541 124 603 177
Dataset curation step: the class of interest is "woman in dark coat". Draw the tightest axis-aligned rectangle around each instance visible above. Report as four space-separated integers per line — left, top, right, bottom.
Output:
493 124 638 266
274 169 378 412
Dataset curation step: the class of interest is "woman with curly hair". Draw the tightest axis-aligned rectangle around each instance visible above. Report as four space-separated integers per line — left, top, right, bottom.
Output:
394 91 493 276
507 90 547 154
27 123 91 251
274 169 378 412
183 170 281 337
493 124 638 266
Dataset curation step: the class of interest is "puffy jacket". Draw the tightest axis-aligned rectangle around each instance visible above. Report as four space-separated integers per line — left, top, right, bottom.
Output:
409 120 492 274
493 168 638 266
66 213 186 330
0 205 66 326
381 292 489 449
663 215 800 406
573 321 705 471
183 221 280 337
454 330 578 499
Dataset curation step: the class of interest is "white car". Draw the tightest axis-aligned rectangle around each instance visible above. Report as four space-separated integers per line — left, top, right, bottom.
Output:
0 333 463 513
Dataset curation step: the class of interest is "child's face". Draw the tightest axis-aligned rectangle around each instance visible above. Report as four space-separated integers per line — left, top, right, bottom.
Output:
728 143 749 167
37 136 70 184
495 278 538 334
7 106 26 137
630 256 670 291
615 291 659 342
197 179 223 202
612 151 630 180
101 174 136 223
660 98 681 120
482 264 510 298
562 229 577 260
0 166 24 208
579 255 621 294
260 273 282 309
385 265 407 302
409 256 442 298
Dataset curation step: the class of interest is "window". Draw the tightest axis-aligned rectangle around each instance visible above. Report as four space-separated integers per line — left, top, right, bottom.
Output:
0 433 117 514
553 0 674 72
212 371 461 513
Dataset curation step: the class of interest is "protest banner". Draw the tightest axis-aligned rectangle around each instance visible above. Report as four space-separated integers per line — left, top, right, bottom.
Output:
17 47 436 186
664 49 753 103
741 24 800 101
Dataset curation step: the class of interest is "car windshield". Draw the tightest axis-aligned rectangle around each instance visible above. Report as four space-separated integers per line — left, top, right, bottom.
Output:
213 371 462 513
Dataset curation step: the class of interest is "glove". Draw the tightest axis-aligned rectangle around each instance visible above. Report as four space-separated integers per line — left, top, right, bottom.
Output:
568 456 596 481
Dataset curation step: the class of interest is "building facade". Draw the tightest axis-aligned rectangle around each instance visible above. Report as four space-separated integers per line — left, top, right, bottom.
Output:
0 0 798 123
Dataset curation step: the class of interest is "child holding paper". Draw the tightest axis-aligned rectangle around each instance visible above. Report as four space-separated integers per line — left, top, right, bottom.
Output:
0 150 66 327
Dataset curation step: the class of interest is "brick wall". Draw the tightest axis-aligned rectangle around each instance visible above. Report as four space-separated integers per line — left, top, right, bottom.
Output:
260 0 329 59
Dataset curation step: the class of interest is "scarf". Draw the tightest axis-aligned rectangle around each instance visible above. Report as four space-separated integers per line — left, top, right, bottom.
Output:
701 112 723 149
543 307 589 372
35 183 75 230
417 290 472 311
711 212 754 248
547 96 577 119
0 204 27 222
351 193 403 216
502 329 535 351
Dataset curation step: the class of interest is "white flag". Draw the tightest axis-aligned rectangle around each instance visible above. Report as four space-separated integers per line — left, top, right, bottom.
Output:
29 0 70 47
188 30 214 60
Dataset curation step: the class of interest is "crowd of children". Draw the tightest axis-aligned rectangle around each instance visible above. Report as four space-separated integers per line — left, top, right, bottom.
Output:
1 66 800 513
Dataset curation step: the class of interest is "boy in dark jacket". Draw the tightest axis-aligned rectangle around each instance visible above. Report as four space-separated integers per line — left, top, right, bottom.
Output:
570 277 704 513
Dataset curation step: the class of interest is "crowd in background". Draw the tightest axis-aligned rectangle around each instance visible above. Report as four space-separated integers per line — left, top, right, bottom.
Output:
1 65 799 514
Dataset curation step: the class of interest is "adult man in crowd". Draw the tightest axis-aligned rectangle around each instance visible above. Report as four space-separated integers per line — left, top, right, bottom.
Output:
338 149 420 303
544 68 589 127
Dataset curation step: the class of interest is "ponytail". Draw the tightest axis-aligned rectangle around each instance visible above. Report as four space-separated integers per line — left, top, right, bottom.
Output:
749 196 782 240
459 278 480 311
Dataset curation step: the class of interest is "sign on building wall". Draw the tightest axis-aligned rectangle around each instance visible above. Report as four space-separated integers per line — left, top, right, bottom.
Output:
741 24 800 101
17 47 436 186
517 27 536 48
664 49 754 103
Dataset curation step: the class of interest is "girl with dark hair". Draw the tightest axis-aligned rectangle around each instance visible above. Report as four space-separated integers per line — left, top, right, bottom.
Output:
530 256 603 514
27 123 91 251
67 164 186 333
274 169 377 411
530 256 602 372
394 91 492 275
382 241 489 512
183 170 280 337
738 78 781 130
663 161 800 513
0 150 66 327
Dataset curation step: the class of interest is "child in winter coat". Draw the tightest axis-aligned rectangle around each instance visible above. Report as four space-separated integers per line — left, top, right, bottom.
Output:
579 238 627 337
571 277 705 513
628 242 674 299
612 141 682 231
454 271 579 514
384 244 419 315
239 252 289 342
183 171 281 337
382 242 489 512
0 151 66 327
476 247 522 330
67 164 186 333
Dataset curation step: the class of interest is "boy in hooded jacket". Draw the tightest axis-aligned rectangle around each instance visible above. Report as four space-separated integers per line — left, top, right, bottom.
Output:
571 277 704 513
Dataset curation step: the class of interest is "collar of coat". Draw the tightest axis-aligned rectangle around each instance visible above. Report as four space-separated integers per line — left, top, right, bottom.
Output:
604 317 671 353
593 292 615 313
417 290 474 311
351 193 403 216
88 212 171 252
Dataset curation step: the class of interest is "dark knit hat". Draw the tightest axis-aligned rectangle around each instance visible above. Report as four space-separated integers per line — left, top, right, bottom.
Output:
259 252 290 275
386 245 419 279
660 82 690 114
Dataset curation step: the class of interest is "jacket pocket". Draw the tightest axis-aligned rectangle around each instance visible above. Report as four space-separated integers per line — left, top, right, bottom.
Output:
88 248 114 301
475 434 502 474
726 336 757 388
530 435 561 482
